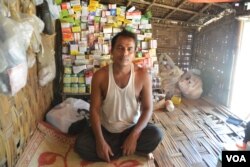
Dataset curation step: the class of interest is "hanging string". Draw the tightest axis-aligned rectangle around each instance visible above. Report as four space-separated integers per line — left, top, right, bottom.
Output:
7 0 11 17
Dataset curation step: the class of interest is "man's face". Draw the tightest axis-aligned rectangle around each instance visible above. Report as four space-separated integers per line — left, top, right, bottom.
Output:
111 36 136 67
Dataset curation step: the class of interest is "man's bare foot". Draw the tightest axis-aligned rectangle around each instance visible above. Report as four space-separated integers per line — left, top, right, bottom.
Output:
136 152 154 160
236 142 247 150
148 153 154 160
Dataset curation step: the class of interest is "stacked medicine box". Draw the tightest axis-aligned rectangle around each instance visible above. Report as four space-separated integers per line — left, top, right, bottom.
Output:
58 0 158 94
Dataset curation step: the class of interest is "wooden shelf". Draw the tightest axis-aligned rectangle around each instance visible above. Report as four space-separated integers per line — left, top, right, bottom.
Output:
62 92 91 101
62 93 91 96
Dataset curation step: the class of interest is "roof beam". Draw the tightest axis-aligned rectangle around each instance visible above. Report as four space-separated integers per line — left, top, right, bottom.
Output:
151 17 201 27
126 0 132 7
164 0 186 19
144 0 157 12
188 4 212 21
130 0 212 17
212 3 232 9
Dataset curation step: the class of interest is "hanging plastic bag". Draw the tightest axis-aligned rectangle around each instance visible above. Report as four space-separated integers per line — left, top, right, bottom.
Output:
46 0 60 20
26 46 36 68
38 33 56 86
20 14 44 54
0 51 7 73
19 14 44 68
0 0 9 17
0 15 33 95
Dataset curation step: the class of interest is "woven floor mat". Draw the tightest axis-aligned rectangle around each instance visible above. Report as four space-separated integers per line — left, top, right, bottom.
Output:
153 98 245 167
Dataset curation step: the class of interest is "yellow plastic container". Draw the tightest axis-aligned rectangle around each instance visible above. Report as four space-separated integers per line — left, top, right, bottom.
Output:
171 95 181 105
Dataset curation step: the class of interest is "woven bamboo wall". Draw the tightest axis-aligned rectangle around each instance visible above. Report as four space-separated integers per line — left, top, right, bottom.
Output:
0 64 54 167
192 15 239 106
152 24 195 71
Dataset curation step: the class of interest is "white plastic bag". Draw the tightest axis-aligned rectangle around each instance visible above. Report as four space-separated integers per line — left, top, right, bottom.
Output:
0 0 9 17
46 98 90 133
38 34 56 86
20 14 44 53
46 0 60 20
0 15 33 95
26 46 36 68
159 54 184 96
178 71 203 99
19 14 44 68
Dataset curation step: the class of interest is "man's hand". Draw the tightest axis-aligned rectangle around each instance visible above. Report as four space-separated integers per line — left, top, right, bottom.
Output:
121 132 139 156
96 140 114 162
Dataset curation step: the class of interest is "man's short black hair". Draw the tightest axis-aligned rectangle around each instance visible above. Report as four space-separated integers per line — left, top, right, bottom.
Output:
111 29 137 51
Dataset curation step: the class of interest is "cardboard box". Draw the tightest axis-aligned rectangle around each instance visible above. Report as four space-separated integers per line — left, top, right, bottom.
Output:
70 0 81 6
149 40 157 49
103 26 112 33
102 44 109 54
126 11 141 20
73 5 82 12
100 17 107 23
61 22 71 28
95 9 102 16
73 32 81 42
70 44 79 55
113 27 122 34
149 49 157 57
61 2 70 10
81 6 88 16
63 33 74 42
88 15 95 24
107 16 115 23
104 33 111 40
137 34 145 41
144 33 152 39
72 26 81 32
68 8 74 15
108 4 116 9
141 41 149 50
88 25 95 33
62 27 72 33
110 9 116 16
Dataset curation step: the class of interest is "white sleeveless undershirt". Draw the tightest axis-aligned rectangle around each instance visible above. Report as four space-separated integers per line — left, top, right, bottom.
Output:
100 63 140 133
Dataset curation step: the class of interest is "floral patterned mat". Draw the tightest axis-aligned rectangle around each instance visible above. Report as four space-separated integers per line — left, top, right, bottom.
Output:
16 121 153 167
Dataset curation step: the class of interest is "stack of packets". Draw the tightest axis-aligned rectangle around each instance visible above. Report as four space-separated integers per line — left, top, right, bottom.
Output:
58 0 158 94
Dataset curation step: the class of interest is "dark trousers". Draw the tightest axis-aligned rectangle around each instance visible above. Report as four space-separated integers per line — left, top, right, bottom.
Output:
244 121 250 143
74 123 163 162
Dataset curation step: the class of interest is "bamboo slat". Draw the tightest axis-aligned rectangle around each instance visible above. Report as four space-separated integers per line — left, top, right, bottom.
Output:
153 98 245 167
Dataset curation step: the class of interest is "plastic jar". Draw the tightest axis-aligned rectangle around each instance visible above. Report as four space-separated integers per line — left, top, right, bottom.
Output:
78 74 85 83
63 74 71 83
71 74 78 83
71 84 78 93
78 84 86 93
63 84 71 93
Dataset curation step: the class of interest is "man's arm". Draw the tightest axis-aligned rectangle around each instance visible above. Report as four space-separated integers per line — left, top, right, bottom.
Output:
122 69 153 155
90 70 114 162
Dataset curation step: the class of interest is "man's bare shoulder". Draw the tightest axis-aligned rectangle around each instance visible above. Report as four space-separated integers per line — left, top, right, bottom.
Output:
93 66 109 79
